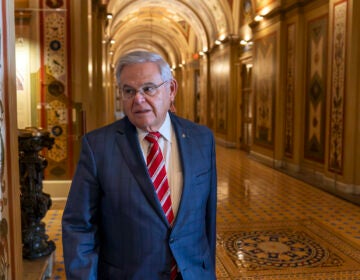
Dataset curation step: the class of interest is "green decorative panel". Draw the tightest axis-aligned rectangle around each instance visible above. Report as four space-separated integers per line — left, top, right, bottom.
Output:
304 15 328 162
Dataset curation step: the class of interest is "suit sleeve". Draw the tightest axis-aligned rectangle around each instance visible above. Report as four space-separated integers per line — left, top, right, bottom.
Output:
206 132 217 267
62 135 100 279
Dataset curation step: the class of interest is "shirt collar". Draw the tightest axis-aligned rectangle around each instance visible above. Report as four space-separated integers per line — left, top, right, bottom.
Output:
137 113 172 143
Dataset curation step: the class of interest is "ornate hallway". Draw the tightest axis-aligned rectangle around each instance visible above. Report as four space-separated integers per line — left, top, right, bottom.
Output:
36 145 360 279
2 1 360 278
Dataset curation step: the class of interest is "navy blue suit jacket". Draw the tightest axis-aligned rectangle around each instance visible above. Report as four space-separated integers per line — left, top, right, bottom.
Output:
62 113 217 279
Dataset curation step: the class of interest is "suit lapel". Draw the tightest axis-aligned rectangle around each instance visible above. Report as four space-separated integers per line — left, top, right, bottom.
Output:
170 115 194 227
114 118 170 225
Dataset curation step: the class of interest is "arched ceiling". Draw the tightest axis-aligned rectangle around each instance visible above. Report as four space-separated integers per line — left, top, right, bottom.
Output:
105 0 235 67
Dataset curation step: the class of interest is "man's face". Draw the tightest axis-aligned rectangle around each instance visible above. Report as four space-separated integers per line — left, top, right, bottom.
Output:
120 62 177 132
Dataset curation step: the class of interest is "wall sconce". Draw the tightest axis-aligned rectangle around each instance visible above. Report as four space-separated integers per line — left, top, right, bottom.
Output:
106 13 113 20
240 39 253 46
199 46 208 56
215 40 221 45
260 7 270 17
218 34 226 41
254 6 270 22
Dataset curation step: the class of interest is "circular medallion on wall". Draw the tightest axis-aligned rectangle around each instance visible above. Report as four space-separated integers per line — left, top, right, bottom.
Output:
46 0 64 9
51 125 63 137
48 81 65 97
50 40 61 51
50 166 66 177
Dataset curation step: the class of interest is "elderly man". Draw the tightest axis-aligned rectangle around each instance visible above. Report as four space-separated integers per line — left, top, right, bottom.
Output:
62 51 217 280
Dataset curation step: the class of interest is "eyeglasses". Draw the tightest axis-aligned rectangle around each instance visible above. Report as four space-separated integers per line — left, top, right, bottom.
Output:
121 80 169 100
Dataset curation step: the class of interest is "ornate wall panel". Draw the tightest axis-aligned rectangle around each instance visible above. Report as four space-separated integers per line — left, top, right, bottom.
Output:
328 0 347 174
0 2 10 278
40 0 73 179
253 32 277 148
210 47 230 134
304 15 328 163
284 24 296 158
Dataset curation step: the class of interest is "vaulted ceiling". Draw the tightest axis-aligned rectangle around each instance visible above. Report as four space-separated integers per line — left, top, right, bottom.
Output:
105 0 237 68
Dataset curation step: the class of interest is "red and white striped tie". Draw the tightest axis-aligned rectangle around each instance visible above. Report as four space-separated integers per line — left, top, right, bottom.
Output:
145 132 177 279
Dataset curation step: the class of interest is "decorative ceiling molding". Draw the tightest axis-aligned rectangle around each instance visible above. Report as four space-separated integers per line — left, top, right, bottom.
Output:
106 0 233 66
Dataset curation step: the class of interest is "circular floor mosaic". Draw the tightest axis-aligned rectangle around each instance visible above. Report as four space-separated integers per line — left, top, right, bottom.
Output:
225 230 329 269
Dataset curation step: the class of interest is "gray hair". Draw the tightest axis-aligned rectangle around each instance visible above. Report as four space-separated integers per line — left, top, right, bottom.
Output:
115 51 173 85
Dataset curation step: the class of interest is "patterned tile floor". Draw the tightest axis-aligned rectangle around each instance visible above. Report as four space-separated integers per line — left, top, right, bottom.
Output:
41 145 360 279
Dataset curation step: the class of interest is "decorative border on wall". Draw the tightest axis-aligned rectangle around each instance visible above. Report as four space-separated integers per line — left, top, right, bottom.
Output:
40 0 73 179
304 15 328 163
284 23 296 158
328 0 347 174
0 2 10 278
253 32 277 148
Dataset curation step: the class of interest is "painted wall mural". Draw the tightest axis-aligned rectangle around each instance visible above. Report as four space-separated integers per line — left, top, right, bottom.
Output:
304 15 328 163
0 2 10 278
41 0 73 179
328 0 347 174
254 32 277 148
284 24 296 158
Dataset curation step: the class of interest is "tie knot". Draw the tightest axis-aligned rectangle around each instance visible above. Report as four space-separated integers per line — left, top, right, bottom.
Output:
145 132 161 143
